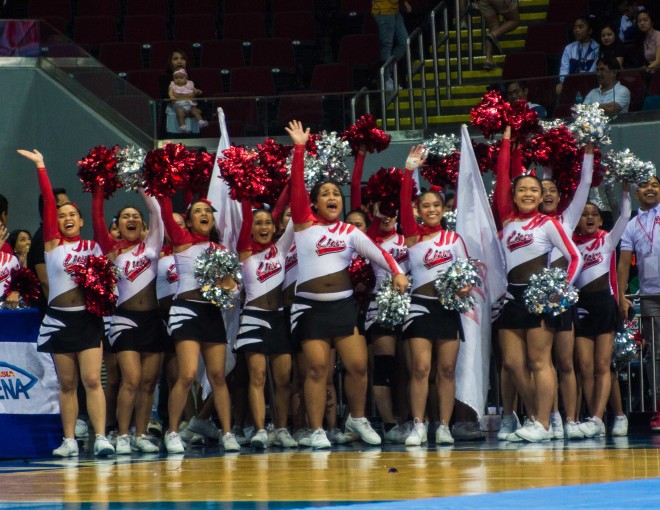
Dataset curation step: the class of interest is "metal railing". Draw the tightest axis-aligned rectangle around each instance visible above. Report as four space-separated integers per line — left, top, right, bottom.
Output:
406 26 427 129
430 1 451 109
350 87 371 124
379 56 401 131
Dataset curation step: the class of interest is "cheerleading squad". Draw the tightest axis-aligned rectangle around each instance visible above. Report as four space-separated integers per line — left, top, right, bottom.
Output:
4 118 653 457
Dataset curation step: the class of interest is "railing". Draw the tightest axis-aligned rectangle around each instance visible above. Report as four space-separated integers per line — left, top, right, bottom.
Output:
379 55 401 131
350 87 371 124
406 26 427 129
430 1 451 109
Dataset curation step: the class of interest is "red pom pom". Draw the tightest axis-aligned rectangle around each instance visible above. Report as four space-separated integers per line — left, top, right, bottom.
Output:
420 151 461 187
363 167 417 217
69 255 118 317
4 267 41 305
470 90 511 139
216 146 269 202
187 150 215 196
143 143 192 198
77 145 120 199
348 256 375 293
306 133 320 156
472 141 497 174
506 99 540 141
529 125 577 170
342 114 392 154
256 138 293 207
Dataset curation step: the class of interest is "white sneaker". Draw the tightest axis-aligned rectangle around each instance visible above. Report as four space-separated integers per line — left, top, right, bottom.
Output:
294 428 312 447
250 429 269 449
164 431 185 454
231 426 250 446
187 417 220 440
597 419 606 437
405 419 428 446
273 428 298 448
94 434 116 456
435 424 454 445
384 424 409 444
550 412 564 440
515 419 553 442
564 420 585 440
132 434 160 453
579 417 603 438
75 419 89 439
497 413 521 440
310 428 331 449
452 421 484 441
115 434 132 455
344 415 382 445
266 425 276 447
612 415 629 437
222 432 241 452
53 438 79 457
328 427 355 445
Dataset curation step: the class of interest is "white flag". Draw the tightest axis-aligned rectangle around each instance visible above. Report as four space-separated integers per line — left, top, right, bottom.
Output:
455 124 507 419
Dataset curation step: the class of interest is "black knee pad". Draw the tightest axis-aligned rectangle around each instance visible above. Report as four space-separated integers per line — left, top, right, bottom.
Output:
373 355 395 387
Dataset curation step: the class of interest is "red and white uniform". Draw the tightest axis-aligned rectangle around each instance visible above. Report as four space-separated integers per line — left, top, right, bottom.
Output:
282 242 298 292
157 248 179 300
0 252 20 296
365 217 410 288
573 191 631 295
408 231 469 294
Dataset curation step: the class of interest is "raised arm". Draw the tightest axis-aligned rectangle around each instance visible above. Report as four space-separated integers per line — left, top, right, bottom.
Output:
493 129 514 227
17 150 58 243
284 120 313 227
353 228 408 293
157 195 192 247
271 181 290 226
562 144 594 231
91 186 116 255
141 188 164 254
350 148 366 211
237 200 254 258
400 145 425 240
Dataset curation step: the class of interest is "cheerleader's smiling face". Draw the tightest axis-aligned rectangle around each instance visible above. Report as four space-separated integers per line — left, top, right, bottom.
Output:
513 176 543 214
252 210 275 245
379 212 397 231
312 183 343 221
418 191 444 226
187 201 214 235
57 204 83 237
577 204 602 235
117 207 144 243
540 179 560 213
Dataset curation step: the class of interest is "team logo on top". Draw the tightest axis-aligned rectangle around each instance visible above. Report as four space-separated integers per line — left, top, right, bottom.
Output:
391 247 409 264
0 268 9 284
316 235 347 256
582 252 603 270
123 256 152 282
506 230 534 251
63 253 90 274
423 248 452 269
285 248 298 272
166 264 178 284
256 260 283 283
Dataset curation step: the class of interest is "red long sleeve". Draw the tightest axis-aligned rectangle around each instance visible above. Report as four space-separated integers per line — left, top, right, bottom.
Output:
493 139 514 227
37 167 59 242
350 152 366 211
271 181 290 226
290 144 314 224
182 187 194 210
366 215 383 241
158 196 192 246
400 169 418 237
92 187 116 255
511 146 524 179
237 200 253 253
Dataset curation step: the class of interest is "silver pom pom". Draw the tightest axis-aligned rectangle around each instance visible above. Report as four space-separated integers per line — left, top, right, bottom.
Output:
539 119 565 132
524 268 579 316
423 133 459 160
194 247 243 309
375 274 412 328
568 102 611 146
434 258 482 312
116 145 146 191
612 321 642 370
315 131 352 186
602 149 656 185
0 297 28 310
443 211 456 231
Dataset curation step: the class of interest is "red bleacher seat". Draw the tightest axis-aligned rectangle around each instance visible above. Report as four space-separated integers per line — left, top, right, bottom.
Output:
73 16 118 47
251 38 295 68
341 0 372 13
148 41 195 70
173 0 219 16
272 11 315 41
559 72 598 105
123 15 168 44
546 0 589 23
77 0 121 18
223 0 266 14
310 63 353 93
648 70 660 96
28 0 71 21
223 13 267 40
99 42 144 73
338 34 379 66
618 69 645 111
230 67 275 96
200 39 245 70
502 52 547 80
271 0 314 12
277 93 323 128
525 23 569 55
189 67 224 96
125 0 169 17
174 14 217 42
126 69 165 98
41 16 68 35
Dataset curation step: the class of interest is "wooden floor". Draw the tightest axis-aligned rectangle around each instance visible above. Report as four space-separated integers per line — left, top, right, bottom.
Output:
2 436 660 508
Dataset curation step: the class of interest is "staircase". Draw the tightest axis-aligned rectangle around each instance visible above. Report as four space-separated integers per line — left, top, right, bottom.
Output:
384 0 550 130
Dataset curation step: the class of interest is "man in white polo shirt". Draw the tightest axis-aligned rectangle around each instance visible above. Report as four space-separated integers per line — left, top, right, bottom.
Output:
618 176 660 430
584 56 631 114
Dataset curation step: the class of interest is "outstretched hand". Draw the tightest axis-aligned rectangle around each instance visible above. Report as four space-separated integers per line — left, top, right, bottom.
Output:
285 120 310 145
17 149 45 167
405 144 427 170
393 273 409 294
0 224 8 245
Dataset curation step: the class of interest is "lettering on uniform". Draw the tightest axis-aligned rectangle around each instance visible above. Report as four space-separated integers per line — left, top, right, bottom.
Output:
423 248 452 269
583 252 603 270
506 230 534 251
256 260 283 283
166 264 178 284
316 235 347 256
123 256 152 282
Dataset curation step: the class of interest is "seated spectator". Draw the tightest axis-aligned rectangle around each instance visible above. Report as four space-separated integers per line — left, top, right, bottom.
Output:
599 22 625 68
637 10 660 70
557 16 600 95
584 56 631 114
479 0 520 71
7 229 31 267
159 50 204 135
506 80 548 118
616 0 640 43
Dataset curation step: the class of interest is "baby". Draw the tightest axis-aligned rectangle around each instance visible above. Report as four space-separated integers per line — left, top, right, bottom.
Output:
168 69 208 132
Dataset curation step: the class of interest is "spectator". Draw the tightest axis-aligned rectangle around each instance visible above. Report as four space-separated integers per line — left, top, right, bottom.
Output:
7 229 31 267
584 56 631 114
168 69 208 133
637 10 660 70
479 0 520 71
506 80 548 118
159 49 204 135
616 0 640 43
372 0 411 90
0 193 13 254
557 16 600 95
599 22 625 68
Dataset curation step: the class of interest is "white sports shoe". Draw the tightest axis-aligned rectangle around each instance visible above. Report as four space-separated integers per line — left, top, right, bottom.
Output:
250 429 269 449
564 421 585 440
94 434 116 456
405 419 428 446
74 419 89 439
187 417 221 440
497 413 521 440
550 412 564 440
612 415 629 437
435 424 455 445
384 424 409 444
273 428 298 448
53 438 79 457
222 432 241 452
164 431 185 454
344 415 382 445
515 419 553 442
132 434 160 453
115 434 132 455
578 417 603 438
310 428 331 449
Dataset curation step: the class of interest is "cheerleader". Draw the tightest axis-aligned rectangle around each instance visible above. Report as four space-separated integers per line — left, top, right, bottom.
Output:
157 196 240 453
495 165 582 442
0 249 20 308
399 145 470 446
235 195 298 449
91 186 165 454
574 185 631 437
286 120 407 448
17 149 114 457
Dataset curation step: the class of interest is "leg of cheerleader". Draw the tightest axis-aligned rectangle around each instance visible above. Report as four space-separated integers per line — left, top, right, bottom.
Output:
246 352 268 430
334 330 369 419
435 338 460 426
576 336 596 416
201 343 232 435
134 353 163 437
408 337 432 421
500 329 537 417
78 346 107 436
103 351 120 431
526 324 555 429
116 351 141 436
302 339 332 430
291 352 308 430
591 332 615 419
52 353 80 439
270 353 293 429
609 373 624 415
167 340 201 433
372 335 397 426
325 349 338 430
553 329 578 423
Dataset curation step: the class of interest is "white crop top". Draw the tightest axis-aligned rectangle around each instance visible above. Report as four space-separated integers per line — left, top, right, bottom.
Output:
174 242 222 296
0 252 20 296
374 233 410 289
45 240 102 304
157 254 178 300
408 230 468 294
282 242 298 291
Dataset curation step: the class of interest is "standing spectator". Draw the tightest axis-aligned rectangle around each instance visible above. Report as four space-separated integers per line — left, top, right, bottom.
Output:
372 0 411 90
479 0 520 70
584 56 631 114
557 17 600 96
506 80 548 118
617 176 660 431
637 10 660 70
7 229 31 267
599 22 625 68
